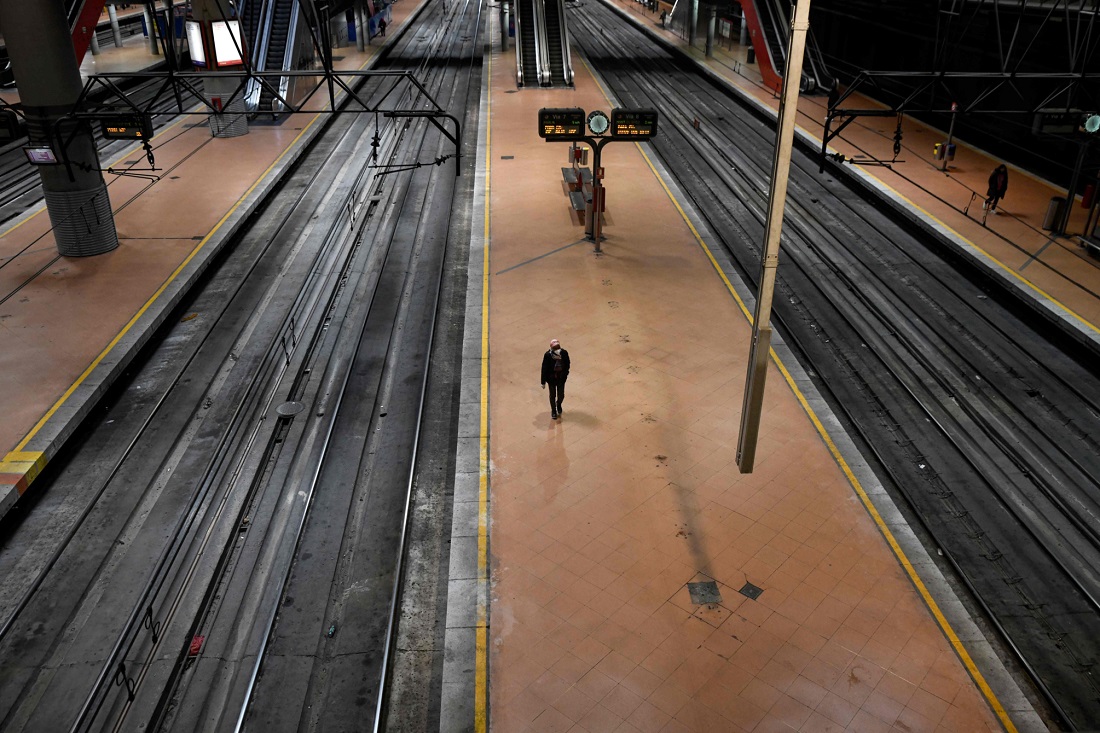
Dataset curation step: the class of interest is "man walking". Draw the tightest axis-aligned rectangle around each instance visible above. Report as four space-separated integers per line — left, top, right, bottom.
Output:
984 164 1008 214
541 339 570 420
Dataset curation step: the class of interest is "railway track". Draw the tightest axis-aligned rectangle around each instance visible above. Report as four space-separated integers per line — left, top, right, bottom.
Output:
0 0 479 729
570 3 1100 728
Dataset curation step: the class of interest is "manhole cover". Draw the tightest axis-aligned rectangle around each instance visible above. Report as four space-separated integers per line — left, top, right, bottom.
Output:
739 581 764 601
276 401 305 416
688 581 722 605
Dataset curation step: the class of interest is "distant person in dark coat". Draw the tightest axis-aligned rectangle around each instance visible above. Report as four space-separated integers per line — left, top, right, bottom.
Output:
541 339 570 419
985 164 1008 214
378 18 387 36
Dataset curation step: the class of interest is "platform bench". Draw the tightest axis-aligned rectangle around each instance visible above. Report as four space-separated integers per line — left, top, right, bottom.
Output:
561 166 593 192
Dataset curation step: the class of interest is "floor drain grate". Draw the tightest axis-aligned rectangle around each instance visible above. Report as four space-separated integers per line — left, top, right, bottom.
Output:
501 155 514 160
739 581 764 600
687 581 722 605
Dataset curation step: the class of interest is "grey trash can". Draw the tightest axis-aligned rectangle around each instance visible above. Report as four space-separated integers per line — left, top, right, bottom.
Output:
1043 196 1067 231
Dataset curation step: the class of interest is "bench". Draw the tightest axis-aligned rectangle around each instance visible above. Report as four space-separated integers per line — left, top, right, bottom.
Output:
568 190 591 212
561 166 593 192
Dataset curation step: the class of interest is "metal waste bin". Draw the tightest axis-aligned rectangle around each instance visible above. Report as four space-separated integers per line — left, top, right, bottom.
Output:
1043 196 1067 231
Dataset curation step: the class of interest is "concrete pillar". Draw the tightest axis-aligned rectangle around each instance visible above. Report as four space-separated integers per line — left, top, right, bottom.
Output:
706 7 715 57
689 0 698 46
192 0 248 137
0 0 118 256
107 3 124 47
501 1 510 51
739 8 748 46
90 30 102 56
143 5 161 55
355 1 366 52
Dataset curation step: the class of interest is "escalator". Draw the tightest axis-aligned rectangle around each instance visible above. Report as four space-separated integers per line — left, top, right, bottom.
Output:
515 0 540 86
257 0 298 114
69 0 109 65
739 0 833 94
542 0 569 86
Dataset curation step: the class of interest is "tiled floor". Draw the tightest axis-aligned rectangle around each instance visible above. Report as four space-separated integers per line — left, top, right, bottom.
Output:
486 34 1005 733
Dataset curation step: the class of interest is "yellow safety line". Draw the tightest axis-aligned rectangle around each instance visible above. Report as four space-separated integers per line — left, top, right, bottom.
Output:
630 138 1018 733
580 49 1019 731
475 38 492 733
876 183 1100 337
11 114 322 455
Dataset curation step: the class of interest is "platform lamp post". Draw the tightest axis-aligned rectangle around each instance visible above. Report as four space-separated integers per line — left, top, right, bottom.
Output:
736 0 813 473
940 101 958 172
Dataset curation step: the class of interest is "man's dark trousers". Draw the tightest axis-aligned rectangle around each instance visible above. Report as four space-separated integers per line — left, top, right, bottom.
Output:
548 378 565 413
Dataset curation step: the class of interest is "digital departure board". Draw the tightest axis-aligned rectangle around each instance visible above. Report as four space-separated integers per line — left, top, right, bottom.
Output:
538 108 585 140
611 108 658 139
102 114 153 141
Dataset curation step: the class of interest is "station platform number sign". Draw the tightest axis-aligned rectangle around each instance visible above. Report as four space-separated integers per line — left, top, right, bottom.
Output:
539 107 659 141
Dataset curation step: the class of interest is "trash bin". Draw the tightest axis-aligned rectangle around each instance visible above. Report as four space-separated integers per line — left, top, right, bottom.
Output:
1043 196 1067 231
746 47 755 64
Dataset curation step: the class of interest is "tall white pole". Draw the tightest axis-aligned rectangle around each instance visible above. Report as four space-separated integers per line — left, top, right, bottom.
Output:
737 0 813 473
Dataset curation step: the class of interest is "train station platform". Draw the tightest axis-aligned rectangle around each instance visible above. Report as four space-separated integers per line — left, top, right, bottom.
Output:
607 0 1100 330
472 8 1048 733
0 2 419 517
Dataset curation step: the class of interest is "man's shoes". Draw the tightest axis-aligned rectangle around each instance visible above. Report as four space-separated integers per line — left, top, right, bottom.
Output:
557 404 563 415
551 411 558 419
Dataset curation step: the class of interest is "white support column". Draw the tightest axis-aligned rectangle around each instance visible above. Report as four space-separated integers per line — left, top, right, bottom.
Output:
737 0 813 472
107 3 124 47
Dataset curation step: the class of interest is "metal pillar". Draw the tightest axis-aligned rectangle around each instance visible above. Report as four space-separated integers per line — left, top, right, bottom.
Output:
941 102 957 172
1058 139 1090 235
739 8 748 46
90 30 102 56
706 7 716 57
0 0 118 256
107 3 124 47
193 0 249 137
355 1 366 51
143 5 160 54
689 0 698 46
501 1 510 52
736 0 813 472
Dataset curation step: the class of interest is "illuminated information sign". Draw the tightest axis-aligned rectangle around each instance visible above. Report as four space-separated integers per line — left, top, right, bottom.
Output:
538 107 585 140
102 115 153 141
611 108 658 139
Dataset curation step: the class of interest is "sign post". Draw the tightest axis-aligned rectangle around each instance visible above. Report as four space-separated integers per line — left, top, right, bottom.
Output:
538 107 658 252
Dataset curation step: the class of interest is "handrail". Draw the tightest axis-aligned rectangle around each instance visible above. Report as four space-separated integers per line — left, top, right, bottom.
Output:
276 0 302 111
514 2 525 85
246 0 276 109
531 0 550 85
554 0 573 85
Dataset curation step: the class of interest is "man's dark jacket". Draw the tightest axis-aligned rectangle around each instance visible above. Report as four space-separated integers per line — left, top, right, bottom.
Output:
541 349 570 385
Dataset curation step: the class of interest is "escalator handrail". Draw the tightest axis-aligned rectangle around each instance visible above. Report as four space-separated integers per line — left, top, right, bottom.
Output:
531 0 551 85
246 0 277 109
514 2 526 85
553 0 573 85
277 0 302 110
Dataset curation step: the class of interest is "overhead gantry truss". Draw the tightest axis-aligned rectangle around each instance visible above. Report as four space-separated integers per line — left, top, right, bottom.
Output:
821 0 1100 168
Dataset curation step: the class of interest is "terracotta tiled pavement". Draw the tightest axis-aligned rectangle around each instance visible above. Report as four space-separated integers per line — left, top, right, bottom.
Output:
486 33 1004 733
